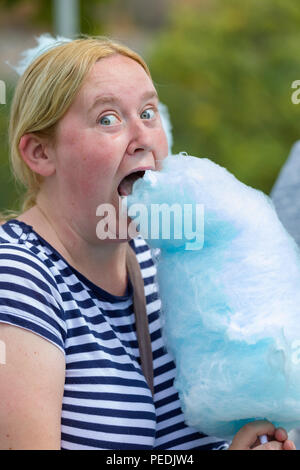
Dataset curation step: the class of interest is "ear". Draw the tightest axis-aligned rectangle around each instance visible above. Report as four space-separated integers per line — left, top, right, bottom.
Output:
19 133 56 177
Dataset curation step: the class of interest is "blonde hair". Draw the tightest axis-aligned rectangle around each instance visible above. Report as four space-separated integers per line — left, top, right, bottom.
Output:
8 36 151 215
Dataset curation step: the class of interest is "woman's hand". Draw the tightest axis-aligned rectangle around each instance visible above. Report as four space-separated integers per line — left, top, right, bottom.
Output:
228 420 296 450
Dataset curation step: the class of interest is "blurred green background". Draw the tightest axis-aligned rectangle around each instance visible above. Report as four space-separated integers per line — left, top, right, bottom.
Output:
0 0 300 213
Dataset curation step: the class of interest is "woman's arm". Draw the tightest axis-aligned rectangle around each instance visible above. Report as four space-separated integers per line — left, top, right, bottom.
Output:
0 323 65 450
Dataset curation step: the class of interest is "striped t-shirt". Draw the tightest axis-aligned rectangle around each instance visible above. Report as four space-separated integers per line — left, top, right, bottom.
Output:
0 219 227 450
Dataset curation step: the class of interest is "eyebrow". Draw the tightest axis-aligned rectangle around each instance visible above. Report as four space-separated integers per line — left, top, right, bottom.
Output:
88 90 159 114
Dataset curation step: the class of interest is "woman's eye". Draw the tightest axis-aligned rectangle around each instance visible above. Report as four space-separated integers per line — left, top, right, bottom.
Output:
140 108 156 120
99 114 119 126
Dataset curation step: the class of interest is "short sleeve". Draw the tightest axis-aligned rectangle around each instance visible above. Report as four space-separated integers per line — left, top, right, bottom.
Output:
0 244 67 354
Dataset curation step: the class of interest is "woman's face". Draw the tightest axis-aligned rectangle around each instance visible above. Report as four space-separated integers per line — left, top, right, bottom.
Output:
47 54 168 241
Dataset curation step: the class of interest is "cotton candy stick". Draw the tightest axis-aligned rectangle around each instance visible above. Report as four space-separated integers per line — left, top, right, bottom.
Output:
259 435 268 445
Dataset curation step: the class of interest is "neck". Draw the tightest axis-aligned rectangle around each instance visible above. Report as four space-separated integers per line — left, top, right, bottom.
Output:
17 202 129 297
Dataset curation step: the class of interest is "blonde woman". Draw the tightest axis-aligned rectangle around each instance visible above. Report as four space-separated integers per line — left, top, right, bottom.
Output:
0 36 295 450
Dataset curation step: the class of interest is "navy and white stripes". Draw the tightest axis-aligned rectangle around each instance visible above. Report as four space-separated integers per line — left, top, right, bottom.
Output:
0 220 227 450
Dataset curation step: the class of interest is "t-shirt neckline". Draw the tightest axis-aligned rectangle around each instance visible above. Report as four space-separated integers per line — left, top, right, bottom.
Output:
5 219 134 303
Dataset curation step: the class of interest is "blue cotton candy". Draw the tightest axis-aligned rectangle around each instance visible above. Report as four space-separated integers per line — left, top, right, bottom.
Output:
127 153 300 439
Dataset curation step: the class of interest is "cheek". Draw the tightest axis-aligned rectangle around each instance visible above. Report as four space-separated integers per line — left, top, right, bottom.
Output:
62 132 114 176
66 138 120 201
156 128 169 158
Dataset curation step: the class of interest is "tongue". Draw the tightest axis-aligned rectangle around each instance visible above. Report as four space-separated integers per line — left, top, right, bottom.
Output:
118 171 144 196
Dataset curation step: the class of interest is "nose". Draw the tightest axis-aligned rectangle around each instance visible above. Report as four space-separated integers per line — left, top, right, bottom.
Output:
126 117 153 156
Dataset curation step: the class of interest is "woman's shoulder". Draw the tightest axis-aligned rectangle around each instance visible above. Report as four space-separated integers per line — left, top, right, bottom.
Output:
0 218 43 259
0 219 67 349
0 219 61 291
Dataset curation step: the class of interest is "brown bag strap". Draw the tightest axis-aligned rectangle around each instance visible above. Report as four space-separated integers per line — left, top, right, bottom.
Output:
126 243 154 397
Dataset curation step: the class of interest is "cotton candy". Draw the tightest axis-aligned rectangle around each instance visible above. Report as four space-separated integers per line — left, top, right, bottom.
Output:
7 34 72 76
127 153 300 439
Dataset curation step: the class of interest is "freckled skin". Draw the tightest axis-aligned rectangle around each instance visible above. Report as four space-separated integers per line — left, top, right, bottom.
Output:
46 54 169 243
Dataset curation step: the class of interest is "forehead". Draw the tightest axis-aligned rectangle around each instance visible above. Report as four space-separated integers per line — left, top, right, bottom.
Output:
78 54 156 104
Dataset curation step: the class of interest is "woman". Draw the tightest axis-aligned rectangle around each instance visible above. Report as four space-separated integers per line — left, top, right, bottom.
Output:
0 36 295 450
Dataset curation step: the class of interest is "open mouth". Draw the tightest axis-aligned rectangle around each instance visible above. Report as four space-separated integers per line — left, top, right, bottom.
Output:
117 170 146 197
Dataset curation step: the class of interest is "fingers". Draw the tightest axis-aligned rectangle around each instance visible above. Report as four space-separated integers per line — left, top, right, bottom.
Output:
229 420 296 450
254 439 296 451
274 427 288 442
253 440 283 450
274 428 296 449
230 420 275 450
282 439 296 450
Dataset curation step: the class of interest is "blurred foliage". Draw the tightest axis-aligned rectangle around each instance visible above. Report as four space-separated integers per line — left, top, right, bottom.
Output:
2 0 52 27
148 0 300 193
0 0 113 35
0 82 23 213
2 0 300 213
0 0 115 213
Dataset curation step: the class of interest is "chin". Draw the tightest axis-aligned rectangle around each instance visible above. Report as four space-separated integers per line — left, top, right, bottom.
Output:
95 209 138 243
